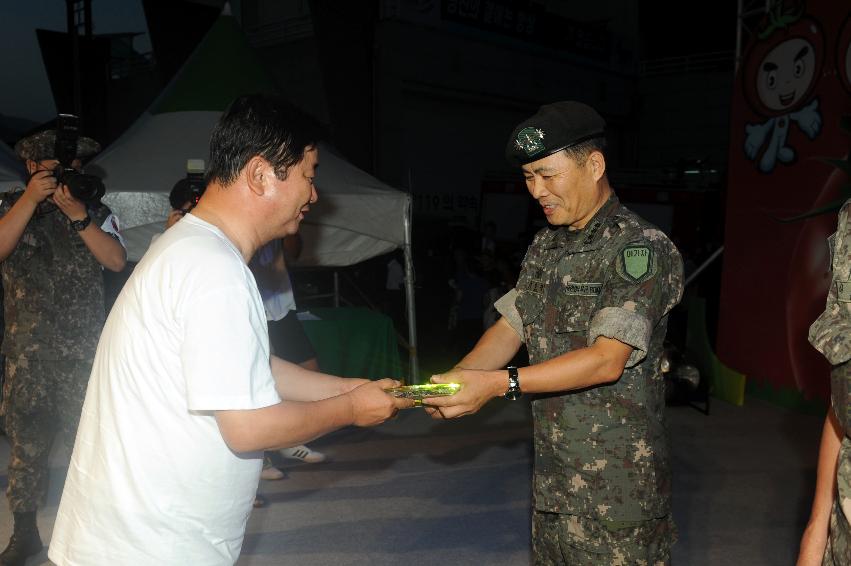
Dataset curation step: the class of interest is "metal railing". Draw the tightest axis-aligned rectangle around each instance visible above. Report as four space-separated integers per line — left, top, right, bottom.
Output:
245 16 314 47
640 51 734 76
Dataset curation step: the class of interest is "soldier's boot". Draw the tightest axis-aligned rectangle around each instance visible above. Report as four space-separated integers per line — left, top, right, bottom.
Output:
0 512 42 566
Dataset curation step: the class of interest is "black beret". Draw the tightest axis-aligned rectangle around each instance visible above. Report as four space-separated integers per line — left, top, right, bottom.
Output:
506 101 606 166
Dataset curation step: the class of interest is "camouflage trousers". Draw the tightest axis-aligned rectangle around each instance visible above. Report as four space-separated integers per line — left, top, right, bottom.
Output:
533 510 675 566
3 356 91 512
823 439 851 566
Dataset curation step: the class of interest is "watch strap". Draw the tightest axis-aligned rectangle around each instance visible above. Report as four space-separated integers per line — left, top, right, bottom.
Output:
71 215 91 232
504 365 521 400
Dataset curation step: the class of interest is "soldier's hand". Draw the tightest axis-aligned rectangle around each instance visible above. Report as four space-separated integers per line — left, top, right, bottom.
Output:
796 522 828 566
52 185 87 221
348 378 413 427
23 169 58 205
339 377 370 394
423 368 501 419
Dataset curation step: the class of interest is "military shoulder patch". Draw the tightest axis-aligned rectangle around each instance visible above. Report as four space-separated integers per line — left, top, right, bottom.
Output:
616 243 656 283
838 280 851 303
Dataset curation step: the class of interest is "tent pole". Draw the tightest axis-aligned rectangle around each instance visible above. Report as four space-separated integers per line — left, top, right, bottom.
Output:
402 196 419 383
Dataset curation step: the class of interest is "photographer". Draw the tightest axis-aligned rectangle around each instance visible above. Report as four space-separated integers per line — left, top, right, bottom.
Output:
165 165 205 230
0 124 125 565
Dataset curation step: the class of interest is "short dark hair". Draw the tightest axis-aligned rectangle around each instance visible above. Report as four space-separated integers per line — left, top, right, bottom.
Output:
206 94 321 187
169 178 204 210
562 137 607 166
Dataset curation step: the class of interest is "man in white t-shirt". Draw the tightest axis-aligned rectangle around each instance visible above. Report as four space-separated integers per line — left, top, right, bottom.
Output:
47 94 411 566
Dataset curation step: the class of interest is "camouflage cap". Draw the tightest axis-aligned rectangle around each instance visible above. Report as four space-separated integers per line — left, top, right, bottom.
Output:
14 130 101 162
506 101 606 166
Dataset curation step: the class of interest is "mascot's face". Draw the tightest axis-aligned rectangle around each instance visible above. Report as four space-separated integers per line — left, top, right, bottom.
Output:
742 15 824 117
756 37 817 112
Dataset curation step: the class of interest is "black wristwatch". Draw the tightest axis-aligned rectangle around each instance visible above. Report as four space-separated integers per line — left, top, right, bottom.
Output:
504 365 522 401
70 215 91 232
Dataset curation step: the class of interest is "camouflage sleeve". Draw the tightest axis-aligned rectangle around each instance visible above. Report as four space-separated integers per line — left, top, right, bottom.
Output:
89 202 112 226
809 201 851 365
494 288 523 338
588 234 684 367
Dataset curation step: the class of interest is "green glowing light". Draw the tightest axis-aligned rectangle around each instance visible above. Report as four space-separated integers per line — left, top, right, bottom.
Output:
386 383 461 399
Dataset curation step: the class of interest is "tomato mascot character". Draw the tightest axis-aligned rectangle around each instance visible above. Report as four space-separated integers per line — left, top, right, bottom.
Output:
742 8 825 173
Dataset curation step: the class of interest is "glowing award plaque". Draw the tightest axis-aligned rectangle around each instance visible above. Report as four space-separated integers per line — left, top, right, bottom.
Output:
385 383 461 399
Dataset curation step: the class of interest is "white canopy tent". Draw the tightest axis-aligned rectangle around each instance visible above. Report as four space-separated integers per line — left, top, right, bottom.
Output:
89 111 409 267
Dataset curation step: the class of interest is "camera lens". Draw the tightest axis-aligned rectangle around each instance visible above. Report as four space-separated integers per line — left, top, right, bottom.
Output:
63 171 105 202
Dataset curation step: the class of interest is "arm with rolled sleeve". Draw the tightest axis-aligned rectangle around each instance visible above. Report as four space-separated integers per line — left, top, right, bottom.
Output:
808 201 851 366
589 236 684 368
428 306 634 418
52 186 126 272
428 234 683 419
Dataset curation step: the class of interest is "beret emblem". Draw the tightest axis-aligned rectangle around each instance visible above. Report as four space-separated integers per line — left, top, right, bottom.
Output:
514 127 545 157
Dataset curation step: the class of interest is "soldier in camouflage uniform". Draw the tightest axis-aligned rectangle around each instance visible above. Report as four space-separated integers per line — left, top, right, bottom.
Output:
0 128 126 566
798 199 851 566
426 101 683 565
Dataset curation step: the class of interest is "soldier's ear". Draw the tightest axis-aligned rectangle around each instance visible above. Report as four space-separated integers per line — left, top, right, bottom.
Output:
588 151 606 182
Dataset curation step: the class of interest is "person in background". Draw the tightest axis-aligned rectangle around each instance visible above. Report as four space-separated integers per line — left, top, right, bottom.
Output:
798 198 851 566
165 176 204 230
425 101 683 564
480 221 496 256
250 233 326 482
383 251 405 334
0 126 126 566
447 246 488 361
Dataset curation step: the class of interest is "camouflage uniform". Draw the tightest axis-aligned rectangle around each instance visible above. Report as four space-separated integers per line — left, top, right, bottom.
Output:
0 193 113 512
808 199 851 566
497 194 683 564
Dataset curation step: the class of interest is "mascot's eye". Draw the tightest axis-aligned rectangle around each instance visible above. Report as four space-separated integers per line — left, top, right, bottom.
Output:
793 59 805 78
765 70 777 89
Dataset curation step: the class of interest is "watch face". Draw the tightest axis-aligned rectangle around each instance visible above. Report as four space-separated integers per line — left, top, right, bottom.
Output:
504 389 522 401
504 366 521 400
71 217 91 231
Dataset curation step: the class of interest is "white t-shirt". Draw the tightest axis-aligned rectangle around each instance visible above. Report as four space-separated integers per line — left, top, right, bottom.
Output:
49 214 281 566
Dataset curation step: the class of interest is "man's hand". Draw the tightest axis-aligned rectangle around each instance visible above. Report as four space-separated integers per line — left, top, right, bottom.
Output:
52 185 87 221
347 378 413 426
423 368 503 419
796 521 828 565
166 208 185 229
23 170 58 205
339 377 370 394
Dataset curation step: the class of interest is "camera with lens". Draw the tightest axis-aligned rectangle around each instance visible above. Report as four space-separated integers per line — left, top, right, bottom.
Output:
53 114 105 203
